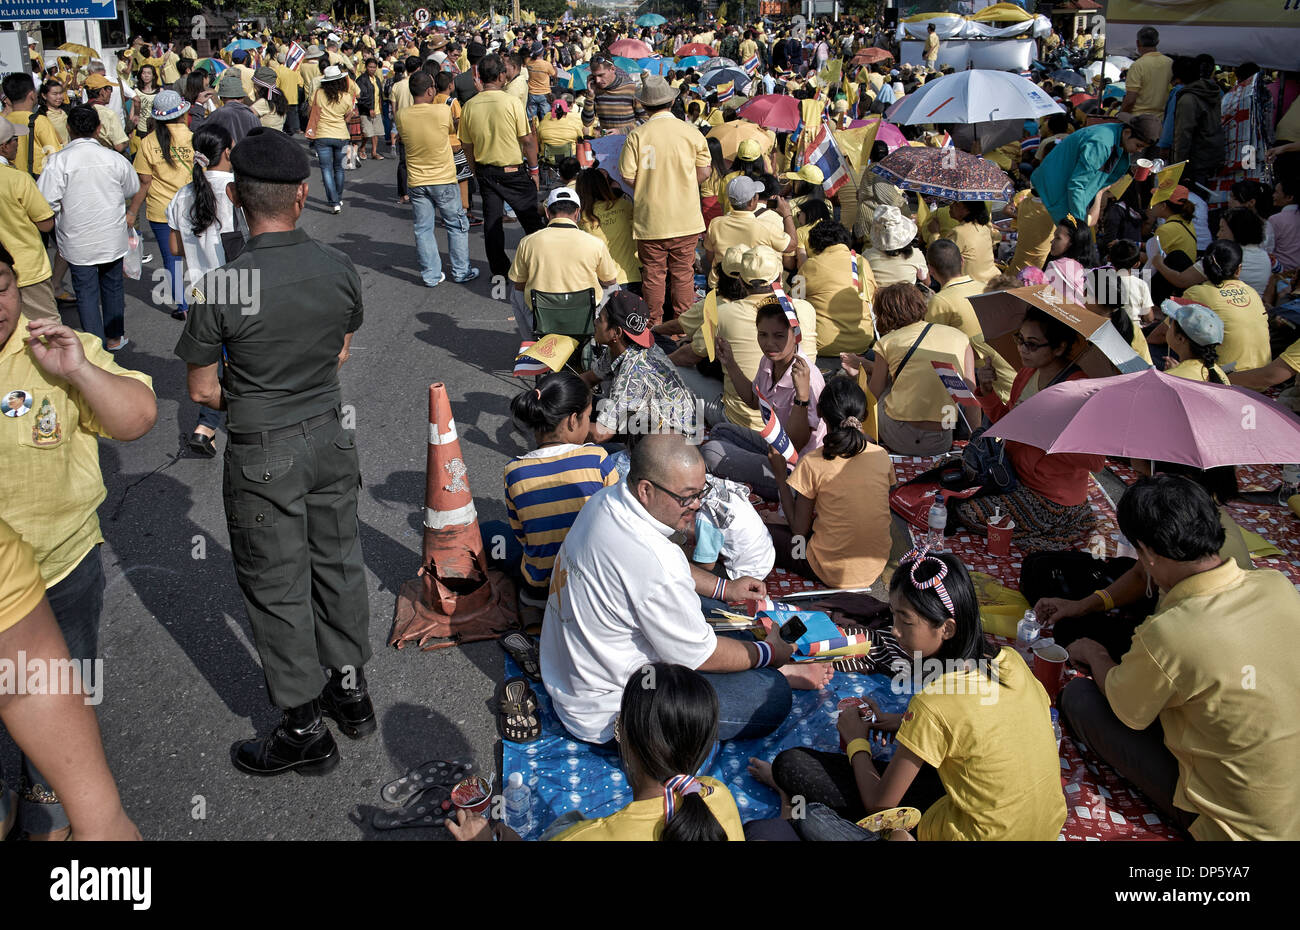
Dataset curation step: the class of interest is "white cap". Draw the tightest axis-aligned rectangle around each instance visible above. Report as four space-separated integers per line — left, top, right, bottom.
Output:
327 32 341 43
546 187 580 209
507 772 524 788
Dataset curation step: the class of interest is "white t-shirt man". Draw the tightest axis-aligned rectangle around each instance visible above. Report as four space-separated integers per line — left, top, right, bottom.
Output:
539 480 718 743
37 137 140 267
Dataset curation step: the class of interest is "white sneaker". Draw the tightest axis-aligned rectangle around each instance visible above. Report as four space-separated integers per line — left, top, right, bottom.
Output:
332 204 341 214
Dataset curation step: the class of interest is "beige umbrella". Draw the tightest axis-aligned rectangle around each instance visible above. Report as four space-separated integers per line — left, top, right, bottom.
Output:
706 120 774 162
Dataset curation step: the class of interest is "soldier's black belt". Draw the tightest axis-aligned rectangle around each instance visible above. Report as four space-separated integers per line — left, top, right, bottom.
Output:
228 408 340 446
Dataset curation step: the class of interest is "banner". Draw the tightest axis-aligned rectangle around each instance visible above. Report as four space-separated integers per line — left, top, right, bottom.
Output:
1106 0 1300 69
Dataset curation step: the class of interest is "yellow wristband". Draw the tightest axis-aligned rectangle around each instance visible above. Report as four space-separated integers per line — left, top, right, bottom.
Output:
846 738 873 764
1095 588 1115 612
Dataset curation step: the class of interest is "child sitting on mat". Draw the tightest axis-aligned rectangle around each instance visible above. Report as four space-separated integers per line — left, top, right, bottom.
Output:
767 377 895 591
449 663 745 841
748 549 1067 841
492 372 619 625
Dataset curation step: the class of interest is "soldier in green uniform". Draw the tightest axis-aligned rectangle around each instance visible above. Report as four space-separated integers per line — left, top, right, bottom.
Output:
175 127 373 776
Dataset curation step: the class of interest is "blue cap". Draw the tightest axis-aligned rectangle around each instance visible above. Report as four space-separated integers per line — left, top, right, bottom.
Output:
1161 299 1224 347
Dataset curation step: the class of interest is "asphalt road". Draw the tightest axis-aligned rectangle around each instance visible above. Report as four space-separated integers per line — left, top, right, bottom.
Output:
0 140 532 840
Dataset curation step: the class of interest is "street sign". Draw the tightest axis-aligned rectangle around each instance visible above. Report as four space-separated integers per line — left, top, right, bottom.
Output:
413 7 430 24
0 0 117 19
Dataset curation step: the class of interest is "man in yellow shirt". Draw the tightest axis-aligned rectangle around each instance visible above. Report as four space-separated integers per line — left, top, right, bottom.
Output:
397 71 478 288
1121 27 1173 117
508 187 619 340
1062 475 1300 840
3 73 63 177
0 244 156 840
703 176 795 286
460 54 544 277
299 46 324 103
923 24 940 67
925 239 1016 400
274 51 304 135
84 75 128 153
0 157 57 322
619 76 711 325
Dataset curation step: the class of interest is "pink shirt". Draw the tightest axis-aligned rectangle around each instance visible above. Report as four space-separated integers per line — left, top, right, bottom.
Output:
753 351 827 456
1268 205 1300 271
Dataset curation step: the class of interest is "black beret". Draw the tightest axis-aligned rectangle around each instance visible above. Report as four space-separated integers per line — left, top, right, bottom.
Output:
467 42 487 60
230 127 310 184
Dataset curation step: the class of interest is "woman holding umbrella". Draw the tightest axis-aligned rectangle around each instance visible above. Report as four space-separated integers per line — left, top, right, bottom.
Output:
955 308 1105 552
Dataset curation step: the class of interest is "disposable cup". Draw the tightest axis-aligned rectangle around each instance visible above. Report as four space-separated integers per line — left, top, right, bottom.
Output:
1033 642 1069 703
1133 158 1153 181
987 516 1014 557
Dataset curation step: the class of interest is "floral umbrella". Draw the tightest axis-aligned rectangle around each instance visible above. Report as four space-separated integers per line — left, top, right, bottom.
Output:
870 146 1014 202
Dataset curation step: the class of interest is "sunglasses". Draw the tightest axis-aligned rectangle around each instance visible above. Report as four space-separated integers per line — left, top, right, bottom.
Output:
1013 332 1052 351
645 478 707 508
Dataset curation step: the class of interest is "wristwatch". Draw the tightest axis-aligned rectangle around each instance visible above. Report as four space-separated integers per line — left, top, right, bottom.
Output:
792 397 810 407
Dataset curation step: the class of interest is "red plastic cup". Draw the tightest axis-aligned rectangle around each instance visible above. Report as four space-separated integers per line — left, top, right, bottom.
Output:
987 515 1014 557
451 775 493 816
1032 643 1069 703
1133 158 1153 182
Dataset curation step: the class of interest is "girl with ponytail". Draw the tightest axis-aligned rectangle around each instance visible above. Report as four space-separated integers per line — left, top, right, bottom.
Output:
492 372 619 621
1181 239 1272 373
1160 299 1230 384
767 376 896 591
449 664 740 841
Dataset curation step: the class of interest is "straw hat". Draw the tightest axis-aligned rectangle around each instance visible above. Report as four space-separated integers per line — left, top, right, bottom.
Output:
636 75 676 107
872 205 918 251
320 65 347 83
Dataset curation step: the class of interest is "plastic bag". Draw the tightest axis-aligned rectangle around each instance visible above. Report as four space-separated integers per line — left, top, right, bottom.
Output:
123 228 142 280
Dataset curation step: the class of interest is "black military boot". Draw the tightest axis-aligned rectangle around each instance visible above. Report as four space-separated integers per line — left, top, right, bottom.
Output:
319 667 377 739
232 700 340 776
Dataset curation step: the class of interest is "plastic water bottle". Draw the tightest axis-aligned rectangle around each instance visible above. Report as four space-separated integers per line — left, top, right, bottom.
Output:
504 772 532 835
1016 609 1042 660
1051 708 1063 753
1278 465 1300 507
926 492 947 552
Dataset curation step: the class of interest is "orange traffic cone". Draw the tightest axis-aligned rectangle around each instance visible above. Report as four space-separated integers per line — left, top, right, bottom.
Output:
391 383 518 650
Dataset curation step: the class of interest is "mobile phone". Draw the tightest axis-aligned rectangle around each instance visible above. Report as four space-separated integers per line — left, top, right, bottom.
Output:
778 616 807 644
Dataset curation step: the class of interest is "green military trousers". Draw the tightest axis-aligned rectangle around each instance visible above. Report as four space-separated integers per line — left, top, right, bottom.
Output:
221 409 371 709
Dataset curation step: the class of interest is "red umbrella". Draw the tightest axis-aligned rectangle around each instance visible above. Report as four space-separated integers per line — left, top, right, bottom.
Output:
852 47 894 66
737 94 803 133
609 38 653 58
677 42 717 58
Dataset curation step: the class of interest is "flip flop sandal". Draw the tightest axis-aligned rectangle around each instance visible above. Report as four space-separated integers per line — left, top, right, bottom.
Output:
381 759 475 806
499 632 542 682
856 807 922 835
497 677 542 743
371 784 454 830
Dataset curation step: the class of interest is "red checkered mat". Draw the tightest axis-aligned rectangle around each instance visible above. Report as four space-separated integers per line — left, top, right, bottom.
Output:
750 457 1185 841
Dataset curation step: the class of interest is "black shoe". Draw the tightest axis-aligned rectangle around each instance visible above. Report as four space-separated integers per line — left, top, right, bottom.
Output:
187 431 217 458
320 668 376 740
231 700 340 776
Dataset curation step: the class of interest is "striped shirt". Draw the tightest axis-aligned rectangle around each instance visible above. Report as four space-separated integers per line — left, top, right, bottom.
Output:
583 68 644 135
504 443 620 588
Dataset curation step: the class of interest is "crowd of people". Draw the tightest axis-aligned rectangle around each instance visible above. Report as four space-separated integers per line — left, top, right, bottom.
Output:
2 9 1299 843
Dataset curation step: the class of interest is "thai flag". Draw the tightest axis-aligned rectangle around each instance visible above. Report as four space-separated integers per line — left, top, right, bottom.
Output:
803 123 849 197
715 80 734 102
1021 135 1040 157
743 54 759 75
512 342 550 377
770 282 802 344
850 250 861 292
285 41 305 71
755 387 799 472
476 15 491 32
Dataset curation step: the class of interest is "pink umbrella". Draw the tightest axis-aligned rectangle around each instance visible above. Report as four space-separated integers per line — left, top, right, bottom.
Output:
609 38 653 59
846 117 907 152
737 94 802 132
985 369 1300 469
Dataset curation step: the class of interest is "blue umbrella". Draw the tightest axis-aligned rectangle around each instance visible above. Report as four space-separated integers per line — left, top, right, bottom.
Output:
224 39 261 52
671 55 708 72
699 67 753 95
610 56 643 73
637 56 673 76
557 64 589 92
433 19 447 27
637 13 666 27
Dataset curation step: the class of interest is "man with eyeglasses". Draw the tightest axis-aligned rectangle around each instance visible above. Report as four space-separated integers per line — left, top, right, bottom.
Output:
1011 112 1161 275
539 433 796 748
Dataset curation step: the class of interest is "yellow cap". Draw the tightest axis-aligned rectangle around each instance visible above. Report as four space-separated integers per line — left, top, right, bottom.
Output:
783 164 824 186
736 138 762 161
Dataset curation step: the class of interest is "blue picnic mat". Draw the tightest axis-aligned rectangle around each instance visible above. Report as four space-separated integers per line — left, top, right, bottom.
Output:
502 657 916 839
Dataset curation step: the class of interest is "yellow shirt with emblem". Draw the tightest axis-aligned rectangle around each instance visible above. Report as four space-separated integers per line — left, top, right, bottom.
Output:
579 199 641 285
896 646 1067 841
0 515 46 635
619 112 711 241
459 89 530 167
1181 279 1271 373
551 776 744 840
0 168 54 287
508 219 619 306
1104 560 1300 840
132 123 195 223
0 316 155 584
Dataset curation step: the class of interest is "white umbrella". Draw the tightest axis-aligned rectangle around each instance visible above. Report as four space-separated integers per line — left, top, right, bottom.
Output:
1083 60 1122 83
886 69 1063 125
1105 55 1134 70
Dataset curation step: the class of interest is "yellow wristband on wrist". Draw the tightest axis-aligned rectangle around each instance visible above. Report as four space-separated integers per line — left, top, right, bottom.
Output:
846 738 873 764
1095 588 1115 612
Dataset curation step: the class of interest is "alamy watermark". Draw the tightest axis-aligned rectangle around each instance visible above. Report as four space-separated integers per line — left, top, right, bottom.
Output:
150 265 262 315
0 652 102 705
890 653 999 705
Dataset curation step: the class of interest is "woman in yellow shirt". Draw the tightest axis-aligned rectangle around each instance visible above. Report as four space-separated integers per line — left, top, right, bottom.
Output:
448 663 744 841
1160 300 1229 383
309 66 359 213
126 90 195 328
699 136 728 228
944 200 999 284
36 79 70 144
1149 185 1198 301
536 99 584 162
756 549 1067 841
1181 241 1272 374
575 168 641 287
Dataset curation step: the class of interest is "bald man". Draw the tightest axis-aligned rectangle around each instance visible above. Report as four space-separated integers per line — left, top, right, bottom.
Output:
540 435 829 747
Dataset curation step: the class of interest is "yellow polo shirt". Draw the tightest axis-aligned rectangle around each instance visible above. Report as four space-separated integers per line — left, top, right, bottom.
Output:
619 111 710 241
537 112 585 153
389 77 413 119
703 210 791 286
578 199 641 284
133 123 195 223
5 111 62 176
1277 338 1300 374
459 89 530 167
92 104 128 151
0 515 45 634
798 243 875 356
926 276 1016 401
396 103 456 187
1182 280 1272 373
275 62 303 106
0 316 155 584
876 319 972 423
1166 357 1229 383
552 776 744 840
946 221 998 284
1125 51 1173 116
1105 560 1300 840
0 168 53 287
508 219 619 306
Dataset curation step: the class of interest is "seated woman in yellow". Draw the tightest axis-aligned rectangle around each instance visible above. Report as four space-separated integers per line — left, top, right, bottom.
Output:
799 219 875 357
537 98 584 161
575 167 640 289
943 200 999 285
1179 240 1272 375
449 664 744 841
753 549 1067 841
